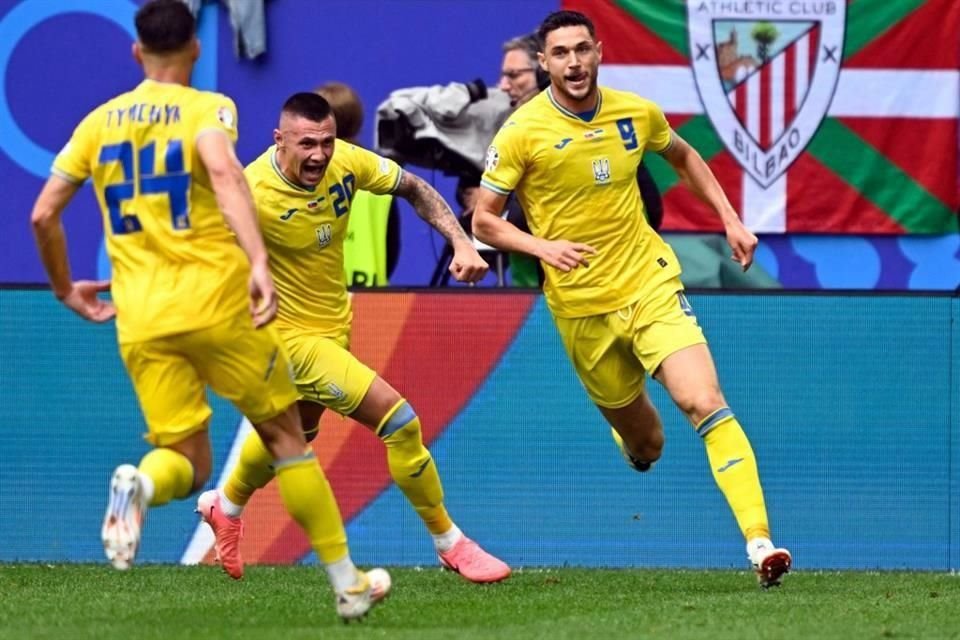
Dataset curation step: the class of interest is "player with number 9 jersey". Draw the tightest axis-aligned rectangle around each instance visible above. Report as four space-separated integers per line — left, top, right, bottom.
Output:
481 87 680 319
52 80 247 344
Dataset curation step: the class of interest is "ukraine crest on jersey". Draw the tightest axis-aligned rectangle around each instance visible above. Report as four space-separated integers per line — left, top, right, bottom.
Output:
52 79 248 343
481 87 683 318
244 143 402 336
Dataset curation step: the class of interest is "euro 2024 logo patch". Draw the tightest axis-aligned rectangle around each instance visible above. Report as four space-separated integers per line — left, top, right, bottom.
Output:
688 1 845 187
485 145 500 172
216 105 235 131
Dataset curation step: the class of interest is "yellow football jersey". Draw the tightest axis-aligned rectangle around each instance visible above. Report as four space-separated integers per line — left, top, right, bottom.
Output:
481 87 682 318
52 79 249 343
244 142 401 336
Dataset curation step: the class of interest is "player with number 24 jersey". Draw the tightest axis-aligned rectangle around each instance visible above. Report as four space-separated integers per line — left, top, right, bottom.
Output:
52 80 247 344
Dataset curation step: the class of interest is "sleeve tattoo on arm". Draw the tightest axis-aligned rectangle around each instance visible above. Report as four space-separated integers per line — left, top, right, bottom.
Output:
395 171 471 245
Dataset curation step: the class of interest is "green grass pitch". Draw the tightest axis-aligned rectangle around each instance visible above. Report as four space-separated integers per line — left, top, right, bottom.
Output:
1 565 957 639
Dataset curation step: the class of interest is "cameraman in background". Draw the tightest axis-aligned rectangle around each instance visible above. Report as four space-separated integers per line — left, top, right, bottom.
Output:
375 33 661 287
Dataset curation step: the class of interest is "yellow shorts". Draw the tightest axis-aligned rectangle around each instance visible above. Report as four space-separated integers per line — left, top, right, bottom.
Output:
281 330 377 416
553 277 706 409
120 311 299 446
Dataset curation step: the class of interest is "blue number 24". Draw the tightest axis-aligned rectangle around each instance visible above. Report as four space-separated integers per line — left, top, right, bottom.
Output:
98 138 191 235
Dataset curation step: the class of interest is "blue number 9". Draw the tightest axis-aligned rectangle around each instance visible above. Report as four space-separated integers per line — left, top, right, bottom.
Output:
617 118 638 150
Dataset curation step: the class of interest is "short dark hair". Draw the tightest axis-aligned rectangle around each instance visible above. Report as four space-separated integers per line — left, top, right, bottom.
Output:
135 0 196 53
314 82 364 141
537 10 596 44
281 92 333 123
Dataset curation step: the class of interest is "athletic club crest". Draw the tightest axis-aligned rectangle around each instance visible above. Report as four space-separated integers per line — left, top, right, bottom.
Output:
688 2 846 187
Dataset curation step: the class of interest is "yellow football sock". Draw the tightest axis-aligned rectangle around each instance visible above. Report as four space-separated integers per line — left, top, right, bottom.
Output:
223 431 275 508
378 400 452 535
138 447 194 507
275 453 349 565
698 408 771 541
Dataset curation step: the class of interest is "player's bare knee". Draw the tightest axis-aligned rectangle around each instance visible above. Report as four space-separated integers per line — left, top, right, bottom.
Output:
255 421 306 460
677 389 726 424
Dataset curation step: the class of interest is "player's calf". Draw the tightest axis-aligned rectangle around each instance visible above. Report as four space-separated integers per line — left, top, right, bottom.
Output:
610 427 657 473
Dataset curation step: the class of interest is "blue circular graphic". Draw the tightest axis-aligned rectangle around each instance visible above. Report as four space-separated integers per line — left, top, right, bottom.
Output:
0 0 138 178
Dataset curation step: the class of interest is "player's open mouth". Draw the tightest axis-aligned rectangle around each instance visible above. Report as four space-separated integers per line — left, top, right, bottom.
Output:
566 73 588 89
302 164 325 179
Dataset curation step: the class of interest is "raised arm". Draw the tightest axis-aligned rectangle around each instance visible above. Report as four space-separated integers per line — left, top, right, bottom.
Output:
661 132 758 270
196 131 276 326
31 175 115 322
472 187 595 273
393 170 488 283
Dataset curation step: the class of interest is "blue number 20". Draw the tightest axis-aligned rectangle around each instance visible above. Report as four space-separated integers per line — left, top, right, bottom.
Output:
616 117 638 150
98 139 191 235
329 173 356 217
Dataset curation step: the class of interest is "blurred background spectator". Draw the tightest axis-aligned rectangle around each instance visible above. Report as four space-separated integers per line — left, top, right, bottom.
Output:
377 33 666 287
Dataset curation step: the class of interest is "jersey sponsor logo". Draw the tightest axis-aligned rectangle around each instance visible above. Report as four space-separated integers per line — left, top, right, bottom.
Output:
315 223 332 249
216 106 235 130
485 145 500 171
592 157 611 185
554 137 573 149
280 208 298 220
688 1 845 186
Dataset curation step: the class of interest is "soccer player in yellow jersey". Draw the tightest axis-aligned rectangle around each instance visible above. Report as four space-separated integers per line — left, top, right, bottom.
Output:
473 10 792 588
197 91 511 583
29 0 388 620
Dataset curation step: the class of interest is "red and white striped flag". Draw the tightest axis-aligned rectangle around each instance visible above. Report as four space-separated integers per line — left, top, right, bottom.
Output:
569 0 960 234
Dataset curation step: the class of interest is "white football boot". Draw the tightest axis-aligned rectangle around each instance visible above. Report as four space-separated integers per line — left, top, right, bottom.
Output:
747 537 792 589
336 568 391 622
101 464 148 570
